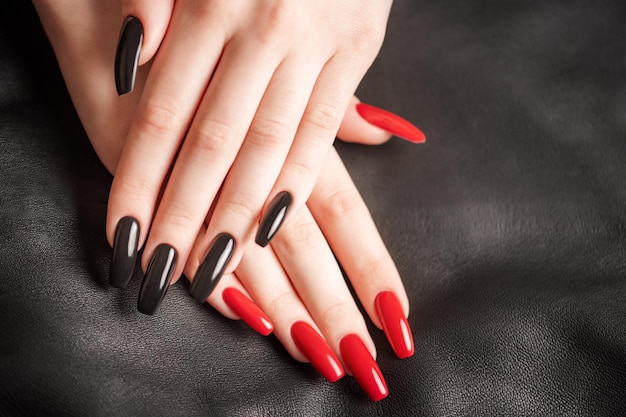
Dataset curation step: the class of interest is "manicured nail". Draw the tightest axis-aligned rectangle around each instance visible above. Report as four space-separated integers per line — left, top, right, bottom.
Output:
375 291 414 359
340 334 388 402
109 216 140 288
255 191 293 247
114 16 143 96
222 288 274 336
356 103 426 143
291 321 345 382
137 244 177 315
189 233 236 302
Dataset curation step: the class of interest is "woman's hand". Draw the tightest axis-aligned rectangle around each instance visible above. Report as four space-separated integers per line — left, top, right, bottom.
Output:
34 0 419 400
107 0 396 300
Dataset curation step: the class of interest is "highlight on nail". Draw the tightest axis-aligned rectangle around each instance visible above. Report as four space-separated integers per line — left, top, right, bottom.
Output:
291 321 344 382
222 287 273 336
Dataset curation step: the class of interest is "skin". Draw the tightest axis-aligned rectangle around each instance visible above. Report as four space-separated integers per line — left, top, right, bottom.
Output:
33 0 409 372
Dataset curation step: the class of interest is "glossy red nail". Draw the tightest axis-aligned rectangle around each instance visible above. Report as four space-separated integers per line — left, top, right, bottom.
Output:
222 288 273 336
291 321 344 382
339 334 388 402
375 291 414 359
356 103 426 143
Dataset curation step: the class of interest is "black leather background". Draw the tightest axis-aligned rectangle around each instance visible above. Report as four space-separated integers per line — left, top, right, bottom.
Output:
1 1 626 416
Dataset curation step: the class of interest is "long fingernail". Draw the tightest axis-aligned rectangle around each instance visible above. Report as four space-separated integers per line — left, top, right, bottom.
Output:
114 16 143 96
291 321 345 382
222 288 274 336
375 291 414 359
340 334 388 402
109 216 140 288
137 244 177 315
189 233 236 302
356 103 426 143
255 191 293 247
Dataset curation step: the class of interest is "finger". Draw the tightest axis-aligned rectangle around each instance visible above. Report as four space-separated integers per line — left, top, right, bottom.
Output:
234 243 345 383
336 96 392 145
309 148 414 359
143 34 281 292
187 54 324 302
270 205 389 401
262 55 371 244
107 6 228 256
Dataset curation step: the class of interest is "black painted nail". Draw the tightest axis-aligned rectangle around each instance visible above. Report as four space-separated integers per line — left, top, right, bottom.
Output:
109 216 140 288
114 16 143 96
138 244 177 315
189 233 236 302
255 191 292 247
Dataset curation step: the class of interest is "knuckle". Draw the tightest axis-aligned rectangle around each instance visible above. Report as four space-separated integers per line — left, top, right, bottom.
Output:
160 201 198 231
112 175 154 202
255 0 293 43
304 102 341 135
189 118 235 156
318 186 361 219
246 115 291 151
265 290 298 317
226 196 259 221
136 98 181 139
319 300 353 325
286 156 317 182
353 255 392 282
273 216 319 254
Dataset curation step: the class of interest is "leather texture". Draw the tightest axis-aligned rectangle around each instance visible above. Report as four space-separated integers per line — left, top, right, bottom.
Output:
2 1 626 416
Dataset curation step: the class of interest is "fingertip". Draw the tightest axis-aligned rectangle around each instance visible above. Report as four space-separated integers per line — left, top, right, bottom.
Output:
119 0 174 66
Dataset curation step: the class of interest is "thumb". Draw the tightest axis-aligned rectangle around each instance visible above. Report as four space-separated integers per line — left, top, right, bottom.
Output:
337 96 393 145
115 0 174 95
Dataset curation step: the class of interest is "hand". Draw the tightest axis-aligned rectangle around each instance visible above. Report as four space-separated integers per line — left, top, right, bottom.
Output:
34 0 419 400
106 0 397 300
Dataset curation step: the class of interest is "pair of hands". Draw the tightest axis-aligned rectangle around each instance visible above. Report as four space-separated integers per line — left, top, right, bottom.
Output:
34 0 418 401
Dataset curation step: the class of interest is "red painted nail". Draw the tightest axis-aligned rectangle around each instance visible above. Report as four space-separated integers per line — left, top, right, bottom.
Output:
356 103 426 143
291 321 344 382
375 291 414 359
339 334 388 402
222 288 273 336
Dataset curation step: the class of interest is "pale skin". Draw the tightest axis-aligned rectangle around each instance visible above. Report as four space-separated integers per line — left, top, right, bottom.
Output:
33 0 408 373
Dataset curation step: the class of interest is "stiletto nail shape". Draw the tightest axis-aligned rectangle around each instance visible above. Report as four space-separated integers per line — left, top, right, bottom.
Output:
375 291 414 359
356 103 426 143
114 16 143 95
291 321 345 382
222 288 274 336
138 244 177 315
109 216 140 288
340 334 388 402
189 233 236 302
255 191 293 247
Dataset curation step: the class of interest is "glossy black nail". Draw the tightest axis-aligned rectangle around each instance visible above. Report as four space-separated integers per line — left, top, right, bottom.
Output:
109 216 140 288
189 233 236 302
255 191 292 247
138 244 177 315
114 16 143 96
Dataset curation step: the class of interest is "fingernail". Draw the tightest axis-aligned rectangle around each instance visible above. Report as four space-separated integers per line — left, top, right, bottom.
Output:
114 16 143 96
291 321 345 382
356 103 426 143
137 244 177 315
255 191 293 247
222 288 274 336
375 291 414 359
109 216 140 288
340 334 388 402
189 233 236 302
